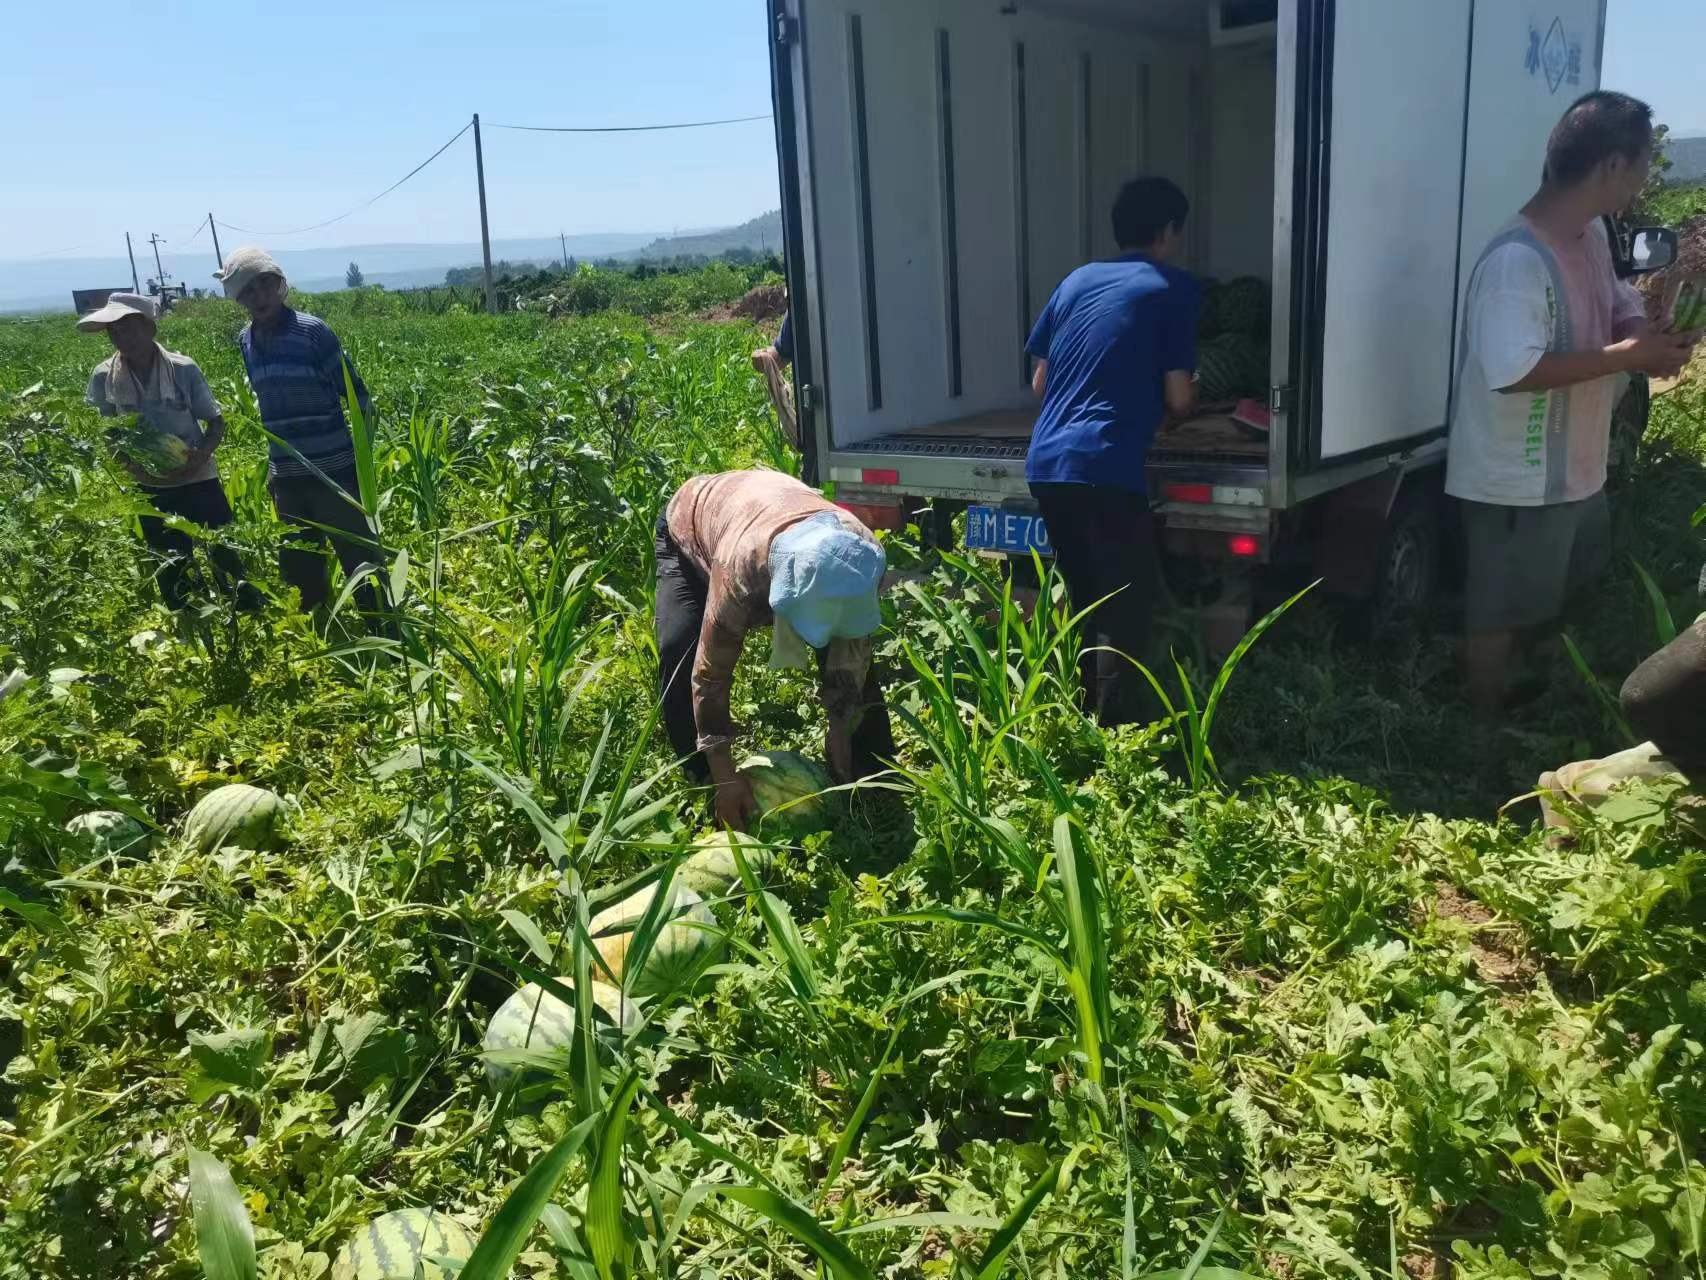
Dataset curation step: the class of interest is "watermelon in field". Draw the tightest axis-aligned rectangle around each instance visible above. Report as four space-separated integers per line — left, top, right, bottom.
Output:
182 783 287 855
679 829 775 898
331 1207 476 1280
739 750 832 833
588 882 721 995
64 809 148 856
482 977 639 1090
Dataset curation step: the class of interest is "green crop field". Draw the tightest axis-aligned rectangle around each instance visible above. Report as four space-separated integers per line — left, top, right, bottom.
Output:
2 268 1704 1280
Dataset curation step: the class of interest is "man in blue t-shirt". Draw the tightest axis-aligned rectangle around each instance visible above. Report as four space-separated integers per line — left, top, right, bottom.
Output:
1026 176 1201 726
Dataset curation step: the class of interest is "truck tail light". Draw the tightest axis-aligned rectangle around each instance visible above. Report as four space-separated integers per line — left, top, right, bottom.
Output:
861 468 900 486
1164 483 1214 504
1227 534 1261 558
836 500 905 531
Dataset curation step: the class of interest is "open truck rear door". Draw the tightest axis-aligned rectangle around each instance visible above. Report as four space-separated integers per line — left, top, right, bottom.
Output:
1291 0 1606 481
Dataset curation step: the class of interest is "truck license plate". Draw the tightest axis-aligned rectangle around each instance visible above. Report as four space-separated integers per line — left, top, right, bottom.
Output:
965 505 1053 557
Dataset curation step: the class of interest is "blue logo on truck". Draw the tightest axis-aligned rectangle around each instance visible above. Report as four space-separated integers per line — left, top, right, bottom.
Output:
1526 17 1581 94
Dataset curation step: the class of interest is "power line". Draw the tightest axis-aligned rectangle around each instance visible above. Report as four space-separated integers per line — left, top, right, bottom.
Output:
215 120 473 238
26 244 89 259
183 215 209 244
489 112 771 133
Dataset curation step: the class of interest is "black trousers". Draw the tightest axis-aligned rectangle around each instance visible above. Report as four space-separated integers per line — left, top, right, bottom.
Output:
138 479 251 610
268 464 380 613
654 514 894 783
1031 482 1159 728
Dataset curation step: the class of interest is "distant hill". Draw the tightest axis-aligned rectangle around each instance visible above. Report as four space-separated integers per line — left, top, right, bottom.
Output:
0 232 666 314
1667 136 1706 187
624 210 783 262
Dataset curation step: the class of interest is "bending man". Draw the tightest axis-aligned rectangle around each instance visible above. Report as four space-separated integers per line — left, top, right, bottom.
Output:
655 469 893 828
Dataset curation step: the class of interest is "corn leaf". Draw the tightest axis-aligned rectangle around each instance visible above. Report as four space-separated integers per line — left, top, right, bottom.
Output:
187 1148 256 1280
968 1155 1064 1280
705 1184 876 1280
587 1069 643 1279
460 1112 598 1280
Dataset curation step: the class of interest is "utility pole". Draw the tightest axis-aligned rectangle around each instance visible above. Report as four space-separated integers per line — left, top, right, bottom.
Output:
208 214 224 272
147 233 168 295
124 232 140 292
560 230 569 272
473 112 496 313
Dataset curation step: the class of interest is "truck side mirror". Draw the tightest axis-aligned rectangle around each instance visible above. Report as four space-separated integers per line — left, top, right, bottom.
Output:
1625 226 1678 275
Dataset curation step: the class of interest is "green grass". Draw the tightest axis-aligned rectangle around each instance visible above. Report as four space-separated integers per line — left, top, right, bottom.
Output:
1 274 1703 1280
1644 180 1706 228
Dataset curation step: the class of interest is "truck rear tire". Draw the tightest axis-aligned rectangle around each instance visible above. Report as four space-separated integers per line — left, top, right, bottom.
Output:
1607 373 1650 483
1369 487 1441 628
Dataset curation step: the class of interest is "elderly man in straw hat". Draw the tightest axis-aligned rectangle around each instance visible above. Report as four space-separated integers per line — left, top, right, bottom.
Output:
80 291 261 611
214 246 380 617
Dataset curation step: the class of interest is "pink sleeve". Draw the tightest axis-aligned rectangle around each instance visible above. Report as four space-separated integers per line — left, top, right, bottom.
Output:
1612 279 1647 339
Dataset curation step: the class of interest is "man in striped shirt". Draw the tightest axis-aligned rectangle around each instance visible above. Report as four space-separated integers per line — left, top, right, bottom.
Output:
216 246 379 614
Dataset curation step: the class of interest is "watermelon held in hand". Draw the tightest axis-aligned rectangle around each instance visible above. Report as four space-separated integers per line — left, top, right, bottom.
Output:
482 977 639 1091
588 882 721 996
739 750 832 833
182 783 287 854
108 416 192 475
332 1207 476 1280
64 809 148 856
679 829 776 898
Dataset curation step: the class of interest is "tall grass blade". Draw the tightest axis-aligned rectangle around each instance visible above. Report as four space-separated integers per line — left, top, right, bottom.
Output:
967 1156 1064 1280
187 1148 256 1280
587 1069 643 1279
1631 558 1679 646
1196 580 1318 774
459 1112 599 1280
1561 630 1637 745
343 359 379 521
822 1021 905 1204
705 1185 877 1280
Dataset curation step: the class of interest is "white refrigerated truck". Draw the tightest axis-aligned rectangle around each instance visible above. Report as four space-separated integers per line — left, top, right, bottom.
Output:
765 0 1656 617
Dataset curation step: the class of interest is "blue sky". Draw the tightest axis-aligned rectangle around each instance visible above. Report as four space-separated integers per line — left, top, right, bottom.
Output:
1 1 781 258
1601 0 1705 138
0 0 1698 262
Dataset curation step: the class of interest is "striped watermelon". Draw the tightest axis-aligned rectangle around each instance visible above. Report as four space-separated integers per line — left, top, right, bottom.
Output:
679 830 775 898
588 882 721 995
331 1208 476 1280
64 810 148 855
1197 277 1226 339
1215 276 1270 339
482 977 639 1090
1197 334 1265 403
738 750 832 833
183 783 286 854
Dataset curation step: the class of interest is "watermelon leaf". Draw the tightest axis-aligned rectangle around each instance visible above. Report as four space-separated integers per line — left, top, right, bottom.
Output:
187 1148 257 1280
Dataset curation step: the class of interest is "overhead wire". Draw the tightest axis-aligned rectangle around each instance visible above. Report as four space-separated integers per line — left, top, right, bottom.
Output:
24 109 773 259
489 112 771 133
215 119 473 238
